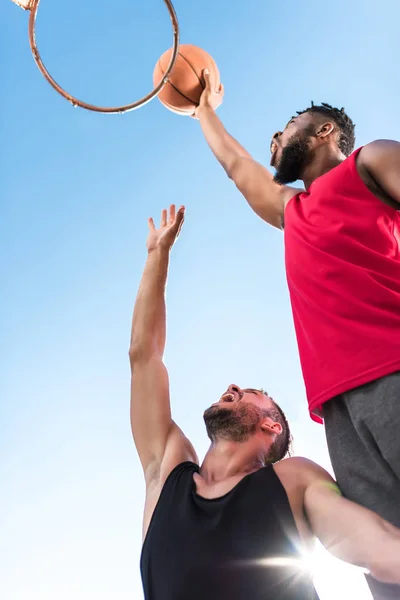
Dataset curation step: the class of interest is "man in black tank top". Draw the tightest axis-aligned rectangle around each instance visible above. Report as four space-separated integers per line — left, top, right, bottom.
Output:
129 205 400 600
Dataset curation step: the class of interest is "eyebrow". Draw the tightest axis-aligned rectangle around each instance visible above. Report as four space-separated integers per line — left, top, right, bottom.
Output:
285 117 296 128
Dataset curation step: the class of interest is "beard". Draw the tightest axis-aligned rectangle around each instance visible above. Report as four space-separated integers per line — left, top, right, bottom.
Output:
273 126 315 185
203 403 267 443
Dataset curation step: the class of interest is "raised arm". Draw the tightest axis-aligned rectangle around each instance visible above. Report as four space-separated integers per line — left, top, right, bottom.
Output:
195 71 301 229
129 205 197 488
301 459 400 584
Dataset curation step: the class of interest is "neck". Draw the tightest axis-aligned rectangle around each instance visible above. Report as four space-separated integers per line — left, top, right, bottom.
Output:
302 144 346 189
200 438 268 484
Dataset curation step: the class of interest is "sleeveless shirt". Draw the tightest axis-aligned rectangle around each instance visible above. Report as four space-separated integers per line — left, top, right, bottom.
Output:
140 461 318 600
284 147 400 421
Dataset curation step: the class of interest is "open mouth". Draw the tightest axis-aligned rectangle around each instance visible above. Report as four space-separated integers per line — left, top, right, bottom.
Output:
220 393 235 403
270 148 278 167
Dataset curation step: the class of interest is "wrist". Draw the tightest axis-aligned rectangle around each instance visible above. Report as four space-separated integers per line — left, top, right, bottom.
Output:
195 103 214 119
147 245 170 259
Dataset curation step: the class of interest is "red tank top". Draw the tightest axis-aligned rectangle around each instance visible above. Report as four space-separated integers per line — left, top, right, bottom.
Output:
284 147 400 422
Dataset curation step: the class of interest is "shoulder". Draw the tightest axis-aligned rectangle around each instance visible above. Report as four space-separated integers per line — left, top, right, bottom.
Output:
359 139 400 166
275 455 323 470
275 456 336 485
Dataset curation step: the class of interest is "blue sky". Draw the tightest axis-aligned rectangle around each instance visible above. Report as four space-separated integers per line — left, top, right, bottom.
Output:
2 0 400 598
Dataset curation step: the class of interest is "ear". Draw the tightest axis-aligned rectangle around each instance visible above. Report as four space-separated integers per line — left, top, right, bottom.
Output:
261 418 283 436
316 121 335 139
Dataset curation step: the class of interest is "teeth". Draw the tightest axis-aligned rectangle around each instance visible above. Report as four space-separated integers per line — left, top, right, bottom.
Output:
222 393 234 402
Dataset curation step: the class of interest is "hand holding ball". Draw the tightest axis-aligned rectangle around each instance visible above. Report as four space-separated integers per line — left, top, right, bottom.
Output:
153 44 222 115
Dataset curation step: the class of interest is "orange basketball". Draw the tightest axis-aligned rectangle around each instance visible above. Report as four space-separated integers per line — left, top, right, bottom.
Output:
153 44 220 115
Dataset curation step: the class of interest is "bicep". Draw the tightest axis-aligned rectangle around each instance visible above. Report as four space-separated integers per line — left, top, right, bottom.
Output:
303 471 346 550
130 355 172 473
229 156 302 228
130 354 197 480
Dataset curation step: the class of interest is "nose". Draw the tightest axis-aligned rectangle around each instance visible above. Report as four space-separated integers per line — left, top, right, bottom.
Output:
228 384 241 394
272 131 282 141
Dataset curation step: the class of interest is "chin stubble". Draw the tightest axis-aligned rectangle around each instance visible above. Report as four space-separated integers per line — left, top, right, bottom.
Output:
203 404 265 443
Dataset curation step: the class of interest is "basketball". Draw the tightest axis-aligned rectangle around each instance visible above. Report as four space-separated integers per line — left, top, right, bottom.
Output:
153 44 220 115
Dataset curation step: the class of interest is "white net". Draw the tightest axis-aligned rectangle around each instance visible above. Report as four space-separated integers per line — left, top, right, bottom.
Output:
11 0 35 10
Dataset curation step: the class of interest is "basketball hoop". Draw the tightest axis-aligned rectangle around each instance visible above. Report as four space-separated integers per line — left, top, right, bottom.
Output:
12 0 180 114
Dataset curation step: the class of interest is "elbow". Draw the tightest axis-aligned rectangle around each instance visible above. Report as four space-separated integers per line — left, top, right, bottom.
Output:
219 150 242 180
128 343 146 366
225 155 240 180
225 163 234 180
129 330 148 364
226 155 250 184
129 342 158 367
128 346 138 365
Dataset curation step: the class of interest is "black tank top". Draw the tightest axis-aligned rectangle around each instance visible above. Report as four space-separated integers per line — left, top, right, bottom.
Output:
141 462 319 600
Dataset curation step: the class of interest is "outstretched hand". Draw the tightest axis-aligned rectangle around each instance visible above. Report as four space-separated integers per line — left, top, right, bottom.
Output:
146 205 185 253
194 68 224 117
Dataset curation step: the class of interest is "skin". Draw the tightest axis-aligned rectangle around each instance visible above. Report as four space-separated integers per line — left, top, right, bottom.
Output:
195 70 400 228
129 206 400 585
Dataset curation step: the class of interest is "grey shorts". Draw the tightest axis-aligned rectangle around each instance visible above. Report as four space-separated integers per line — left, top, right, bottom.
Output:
324 371 400 600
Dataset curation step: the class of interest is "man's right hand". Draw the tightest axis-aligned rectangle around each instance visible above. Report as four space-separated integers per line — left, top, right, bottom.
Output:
195 69 224 117
146 204 185 254
195 70 301 229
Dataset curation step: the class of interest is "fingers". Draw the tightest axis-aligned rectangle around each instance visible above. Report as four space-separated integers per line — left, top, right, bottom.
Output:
203 68 211 89
168 204 184 226
169 204 176 224
176 215 185 238
149 205 185 232
174 205 185 237
202 68 224 97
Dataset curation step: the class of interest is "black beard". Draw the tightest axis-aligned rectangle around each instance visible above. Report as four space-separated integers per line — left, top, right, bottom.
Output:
273 128 315 185
203 404 266 443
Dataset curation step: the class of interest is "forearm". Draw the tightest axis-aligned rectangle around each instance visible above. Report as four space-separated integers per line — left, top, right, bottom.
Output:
321 513 390 573
367 520 400 584
325 524 400 585
197 105 252 175
130 247 169 360
306 482 400 583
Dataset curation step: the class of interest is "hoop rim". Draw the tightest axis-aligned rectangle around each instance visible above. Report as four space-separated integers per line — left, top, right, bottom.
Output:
26 0 179 114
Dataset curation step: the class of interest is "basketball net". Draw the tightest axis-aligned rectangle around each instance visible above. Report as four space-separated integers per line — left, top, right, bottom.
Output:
12 0 35 9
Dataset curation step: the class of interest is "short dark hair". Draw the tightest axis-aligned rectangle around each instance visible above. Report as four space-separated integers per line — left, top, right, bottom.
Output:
259 390 293 463
295 101 356 157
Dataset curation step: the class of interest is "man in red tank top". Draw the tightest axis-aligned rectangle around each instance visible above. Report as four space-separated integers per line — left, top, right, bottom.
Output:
197 72 400 600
